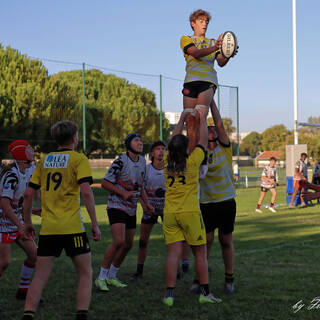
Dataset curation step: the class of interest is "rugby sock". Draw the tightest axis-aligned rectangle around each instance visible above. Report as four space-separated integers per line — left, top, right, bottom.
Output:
270 203 275 208
165 287 175 298
22 311 35 319
137 263 144 274
75 310 88 320
98 266 109 279
225 272 234 283
18 260 35 294
200 284 210 296
256 204 261 209
108 264 119 279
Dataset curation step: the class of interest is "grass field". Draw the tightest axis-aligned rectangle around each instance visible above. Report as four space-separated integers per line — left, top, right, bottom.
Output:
2 171 320 320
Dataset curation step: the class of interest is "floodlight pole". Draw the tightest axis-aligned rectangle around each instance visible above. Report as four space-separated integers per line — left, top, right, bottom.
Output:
82 63 86 153
292 0 298 145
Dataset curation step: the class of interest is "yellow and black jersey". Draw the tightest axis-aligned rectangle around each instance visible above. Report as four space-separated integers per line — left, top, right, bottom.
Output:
163 146 205 214
29 149 92 235
180 35 219 86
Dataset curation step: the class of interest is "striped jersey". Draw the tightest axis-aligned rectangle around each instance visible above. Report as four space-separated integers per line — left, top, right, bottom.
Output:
29 150 92 235
261 165 277 189
142 163 165 219
104 153 146 216
200 143 236 203
180 35 218 85
0 163 34 233
294 160 308 180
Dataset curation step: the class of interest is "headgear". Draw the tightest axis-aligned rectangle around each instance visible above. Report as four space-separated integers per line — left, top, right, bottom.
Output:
8 140 34 162
124 133 142 154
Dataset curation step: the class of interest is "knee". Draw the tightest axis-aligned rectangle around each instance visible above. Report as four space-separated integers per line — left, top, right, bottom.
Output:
124 240 134 251
139 239 148 249
27 248 37 265
113 239 125 250
220 239 232 250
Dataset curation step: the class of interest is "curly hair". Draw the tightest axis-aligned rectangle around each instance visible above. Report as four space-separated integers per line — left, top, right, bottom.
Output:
189 9 211 30
166 134 189 174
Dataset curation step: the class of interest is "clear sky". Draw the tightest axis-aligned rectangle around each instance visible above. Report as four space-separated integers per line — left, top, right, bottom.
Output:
1 0 319 132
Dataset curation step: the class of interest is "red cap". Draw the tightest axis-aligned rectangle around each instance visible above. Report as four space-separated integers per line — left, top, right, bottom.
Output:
8 140 32 161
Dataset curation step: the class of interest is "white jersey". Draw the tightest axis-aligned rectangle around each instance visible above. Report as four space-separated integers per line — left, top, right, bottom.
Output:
294 160 308 180
261 165 277 189
143 164 165 217
104 153 146 216
0 163 34 233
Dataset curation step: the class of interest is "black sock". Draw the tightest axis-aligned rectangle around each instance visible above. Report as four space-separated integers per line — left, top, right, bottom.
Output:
22 311 35 320
193 279 200 285
225 272 234 283
200 284 210 296
75 310 88 320
137 263 144 274
165 287 175 298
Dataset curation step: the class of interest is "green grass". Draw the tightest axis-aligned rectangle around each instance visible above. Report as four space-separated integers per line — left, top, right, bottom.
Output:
2 171 320 320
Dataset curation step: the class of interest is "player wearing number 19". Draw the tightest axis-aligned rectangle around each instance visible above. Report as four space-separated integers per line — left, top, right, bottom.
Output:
21 121 101 320
162 108 222 306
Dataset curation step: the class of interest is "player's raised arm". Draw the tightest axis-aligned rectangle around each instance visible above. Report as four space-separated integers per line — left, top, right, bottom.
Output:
170 110 189 139
210 99 229 146
183 34 222 59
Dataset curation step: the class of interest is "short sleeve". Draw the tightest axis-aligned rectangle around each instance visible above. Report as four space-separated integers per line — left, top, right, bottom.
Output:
104 155 125 183
77 155 93 185
1 172 18 199
189 146 205 168
29 161 42 189
180 36 195 54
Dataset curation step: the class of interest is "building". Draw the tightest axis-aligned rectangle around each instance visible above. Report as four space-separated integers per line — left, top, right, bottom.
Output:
165 112 181 125
255 151 284 168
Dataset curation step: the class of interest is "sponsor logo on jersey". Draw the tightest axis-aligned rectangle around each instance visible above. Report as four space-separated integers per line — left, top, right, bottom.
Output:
44 154 70 168
4 183 11 190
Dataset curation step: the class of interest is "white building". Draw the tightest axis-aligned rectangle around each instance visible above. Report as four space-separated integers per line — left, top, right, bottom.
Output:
165 112 181 125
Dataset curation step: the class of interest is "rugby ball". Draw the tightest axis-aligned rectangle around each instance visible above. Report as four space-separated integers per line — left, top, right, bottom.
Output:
221 31 238 58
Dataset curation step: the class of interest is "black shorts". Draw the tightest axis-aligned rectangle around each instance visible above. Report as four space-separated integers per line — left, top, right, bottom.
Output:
107 208 136 229
261 187 275 192
37 232 90 257
200 198 236 235
182 81 216 98
141 213 163 225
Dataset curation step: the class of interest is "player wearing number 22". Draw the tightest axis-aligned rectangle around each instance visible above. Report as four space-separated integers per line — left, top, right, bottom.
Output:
21 120 101 320
162 108 221 307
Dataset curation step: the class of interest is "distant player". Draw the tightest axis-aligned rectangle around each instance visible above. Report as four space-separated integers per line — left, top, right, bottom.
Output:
255 157 278 213
233 162 239 183
162 108 221 306
131 141 166 280
289 153 308 208
181 9 232 151
192 100 237 295
21 121 101 320
95 133 153 291
0 140 37 301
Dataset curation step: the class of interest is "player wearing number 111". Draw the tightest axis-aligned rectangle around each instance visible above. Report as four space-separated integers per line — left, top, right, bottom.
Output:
21 120 101 320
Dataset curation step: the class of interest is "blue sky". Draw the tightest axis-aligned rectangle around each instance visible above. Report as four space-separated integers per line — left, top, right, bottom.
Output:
1 0 319 132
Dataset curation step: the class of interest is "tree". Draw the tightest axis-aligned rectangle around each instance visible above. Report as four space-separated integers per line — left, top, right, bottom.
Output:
240 131 262 157
261 125 293 157
0 44 57 157
206 116 235 136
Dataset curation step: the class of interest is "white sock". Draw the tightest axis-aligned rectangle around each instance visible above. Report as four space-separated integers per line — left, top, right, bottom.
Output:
108 264 119 279
98 266 109 279
19 261 35 290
